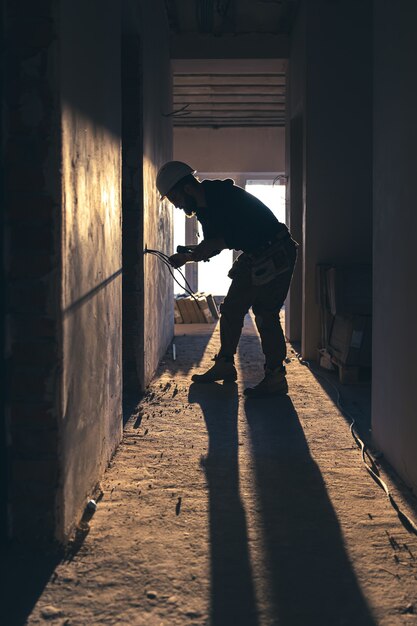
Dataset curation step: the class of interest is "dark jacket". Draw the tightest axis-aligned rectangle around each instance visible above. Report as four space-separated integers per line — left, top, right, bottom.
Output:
197 179 288 253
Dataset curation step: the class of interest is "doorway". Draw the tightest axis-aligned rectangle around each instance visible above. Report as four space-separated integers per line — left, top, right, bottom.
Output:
121 10 144 421
245 179 286 224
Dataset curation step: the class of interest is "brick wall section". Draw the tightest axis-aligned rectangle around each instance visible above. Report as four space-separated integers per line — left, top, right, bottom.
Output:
3 0 61 540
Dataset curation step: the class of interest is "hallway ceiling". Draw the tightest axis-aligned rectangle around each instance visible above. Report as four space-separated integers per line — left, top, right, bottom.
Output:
165 0 298 36
165 1 296 128
171 58 287 128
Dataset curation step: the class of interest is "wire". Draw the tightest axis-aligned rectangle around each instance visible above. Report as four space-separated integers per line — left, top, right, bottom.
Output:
296 353 417 536
144 249 205 314
145 249 195 296
162 104 191 118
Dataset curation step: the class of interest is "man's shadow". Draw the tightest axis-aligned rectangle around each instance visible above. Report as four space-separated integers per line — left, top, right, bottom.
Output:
244 394 377 626
188 382 260 626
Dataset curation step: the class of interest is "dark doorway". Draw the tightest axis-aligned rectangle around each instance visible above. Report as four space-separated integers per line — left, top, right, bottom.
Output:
1 0 9 542
121 7 144 423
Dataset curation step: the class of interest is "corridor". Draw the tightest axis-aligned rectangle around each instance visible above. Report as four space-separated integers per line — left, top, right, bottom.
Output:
7 316 417 626
3 1 417 623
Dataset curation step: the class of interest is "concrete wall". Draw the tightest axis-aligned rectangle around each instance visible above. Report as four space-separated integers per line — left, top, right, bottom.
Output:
2 0 173 542
174 127 285 173
372 1 417 493
285 3 306 342
141 2 173 385
59 0 122 539
288 0 373 358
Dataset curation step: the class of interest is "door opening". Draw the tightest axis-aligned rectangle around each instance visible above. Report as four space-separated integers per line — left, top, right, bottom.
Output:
121 14 144 422
245 179 286 225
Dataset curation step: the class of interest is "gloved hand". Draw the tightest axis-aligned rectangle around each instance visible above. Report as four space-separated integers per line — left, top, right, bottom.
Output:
192 238 226 261
168 252 193 268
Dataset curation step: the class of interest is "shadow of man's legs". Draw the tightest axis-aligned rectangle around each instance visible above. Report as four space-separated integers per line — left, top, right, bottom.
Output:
189 382 259 626
244 395 377 626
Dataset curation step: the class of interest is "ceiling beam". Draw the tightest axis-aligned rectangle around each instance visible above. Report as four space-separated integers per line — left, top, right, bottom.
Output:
170 33 290 59
172 59 287 73
173 97 285 104
173 122 286 128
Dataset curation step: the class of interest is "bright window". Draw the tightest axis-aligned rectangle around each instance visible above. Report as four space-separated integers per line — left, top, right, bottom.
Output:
173 180 287 297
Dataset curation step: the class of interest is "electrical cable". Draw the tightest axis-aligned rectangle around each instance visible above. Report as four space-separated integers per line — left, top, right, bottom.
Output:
145 248 196 297
144 249 206 317
296 353 417 535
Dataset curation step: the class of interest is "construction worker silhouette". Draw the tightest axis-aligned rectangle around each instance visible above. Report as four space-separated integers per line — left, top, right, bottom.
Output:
157 161 297 397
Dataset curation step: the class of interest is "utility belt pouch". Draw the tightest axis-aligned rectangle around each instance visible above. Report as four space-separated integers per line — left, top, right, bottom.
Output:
251 245 290 286
227 253 250 279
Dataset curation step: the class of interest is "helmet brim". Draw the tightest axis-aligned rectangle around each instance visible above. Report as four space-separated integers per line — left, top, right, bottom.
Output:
159 170 197 200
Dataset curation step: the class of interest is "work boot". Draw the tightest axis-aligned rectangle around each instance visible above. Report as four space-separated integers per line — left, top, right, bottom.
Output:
191 354 237 383
244 366 288 398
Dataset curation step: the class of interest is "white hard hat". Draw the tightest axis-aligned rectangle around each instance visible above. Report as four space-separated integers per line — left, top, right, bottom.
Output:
156 161 196 198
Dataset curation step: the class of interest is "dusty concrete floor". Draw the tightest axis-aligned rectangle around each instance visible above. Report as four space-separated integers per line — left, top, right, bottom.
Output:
4 314 417 625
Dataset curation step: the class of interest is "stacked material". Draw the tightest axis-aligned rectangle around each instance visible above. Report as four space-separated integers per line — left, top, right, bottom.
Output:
317 264 372 373
174 293 219 324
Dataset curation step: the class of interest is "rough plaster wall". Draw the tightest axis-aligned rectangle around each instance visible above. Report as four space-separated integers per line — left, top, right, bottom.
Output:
59 0 122 539
174 127 285 173
302 0 372 358
372 1 417 493
141 1 173 386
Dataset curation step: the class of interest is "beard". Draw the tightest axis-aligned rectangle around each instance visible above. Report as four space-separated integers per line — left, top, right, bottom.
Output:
181 191 198 217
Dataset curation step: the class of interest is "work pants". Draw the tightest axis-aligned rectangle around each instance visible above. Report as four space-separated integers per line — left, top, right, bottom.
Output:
219 238 297 369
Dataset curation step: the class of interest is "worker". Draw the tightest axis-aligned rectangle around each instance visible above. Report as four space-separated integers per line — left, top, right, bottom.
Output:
156 160 298 398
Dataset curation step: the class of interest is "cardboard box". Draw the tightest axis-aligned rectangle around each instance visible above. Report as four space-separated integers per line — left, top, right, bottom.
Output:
326 265 372 316
174 299 184 323
190 297 207 323
175 296 192 323
175 295 213 323
196 292 219 320
327 314 372 366
195 296 215 323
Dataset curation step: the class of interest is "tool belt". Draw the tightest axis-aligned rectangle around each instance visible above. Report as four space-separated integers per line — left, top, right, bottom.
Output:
248 229 291 259
228 231 296 286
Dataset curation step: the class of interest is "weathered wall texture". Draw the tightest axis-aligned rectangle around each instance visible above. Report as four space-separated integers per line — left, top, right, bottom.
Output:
3 0 61 539
174 127 285 173
372 1 417 493
288 0 373 358
59 0 122 538
140 1 173 386
285 3 306 342
3 0 173 542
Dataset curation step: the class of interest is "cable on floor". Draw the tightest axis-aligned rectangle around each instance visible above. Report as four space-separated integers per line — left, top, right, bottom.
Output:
295 353 417 535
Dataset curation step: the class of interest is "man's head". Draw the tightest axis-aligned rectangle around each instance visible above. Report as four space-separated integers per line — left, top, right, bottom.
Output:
156 161 199 216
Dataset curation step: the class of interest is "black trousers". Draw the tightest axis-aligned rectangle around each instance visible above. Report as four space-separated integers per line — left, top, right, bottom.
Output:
219 238 297 369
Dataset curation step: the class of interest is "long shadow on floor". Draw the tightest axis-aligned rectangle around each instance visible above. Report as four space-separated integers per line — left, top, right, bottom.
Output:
188 382 260 626
1 543 63 625
290 346 417 527
244 394 377 626
159 324 218 377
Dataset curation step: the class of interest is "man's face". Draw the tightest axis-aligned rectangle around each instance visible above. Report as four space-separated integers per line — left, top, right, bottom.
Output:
167 186 197 217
